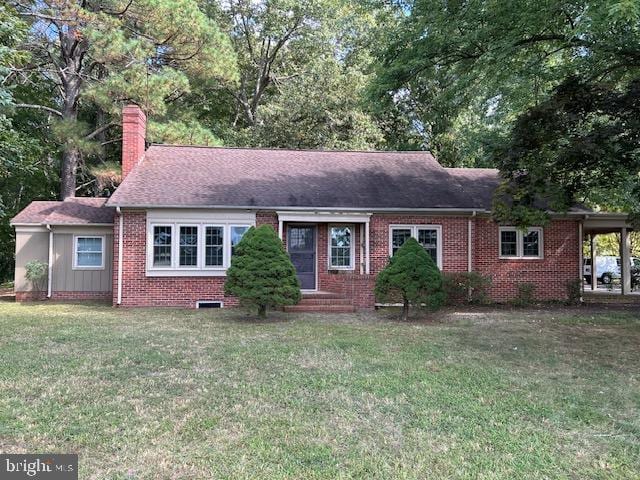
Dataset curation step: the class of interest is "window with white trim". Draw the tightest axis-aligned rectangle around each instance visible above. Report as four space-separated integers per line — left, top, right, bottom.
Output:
389 225 442 268
153 225 173 267
148 223 251 273
179 226 198 267
499 227 543 259
329 225 354 269
205 226 224 267
231 226 250 256
74 236 104 269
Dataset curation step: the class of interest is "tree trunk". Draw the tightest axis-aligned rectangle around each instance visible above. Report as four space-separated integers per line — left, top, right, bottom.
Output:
258 304 267 318
60 146 80 199
58 24 85 199
401 297 409 321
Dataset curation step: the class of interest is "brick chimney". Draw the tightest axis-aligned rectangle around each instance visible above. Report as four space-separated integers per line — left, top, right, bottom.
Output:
121 105 146 179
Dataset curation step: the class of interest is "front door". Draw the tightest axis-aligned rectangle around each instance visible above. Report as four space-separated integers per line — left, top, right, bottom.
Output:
287 225 316 290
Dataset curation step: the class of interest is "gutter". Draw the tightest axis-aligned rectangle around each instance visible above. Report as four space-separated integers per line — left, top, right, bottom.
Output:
46 224 53 299
104 203 490 214
117 207 123 305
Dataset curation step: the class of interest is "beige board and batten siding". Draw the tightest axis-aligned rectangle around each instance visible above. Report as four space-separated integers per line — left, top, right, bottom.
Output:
52 228 113 292
14 227 49 292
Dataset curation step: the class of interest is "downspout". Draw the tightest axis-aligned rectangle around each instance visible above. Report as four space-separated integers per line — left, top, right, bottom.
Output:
46 224 53 299
117 207 123 305
467 211 476 272
365 219 370 275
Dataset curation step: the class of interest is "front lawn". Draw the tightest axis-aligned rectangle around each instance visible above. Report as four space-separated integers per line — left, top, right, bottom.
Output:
0 303 638 479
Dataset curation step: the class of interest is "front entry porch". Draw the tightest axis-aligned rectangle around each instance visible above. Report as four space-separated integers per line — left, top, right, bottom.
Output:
277 211 376 309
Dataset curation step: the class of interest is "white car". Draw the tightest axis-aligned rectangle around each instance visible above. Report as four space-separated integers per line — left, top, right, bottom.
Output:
584 256 640 284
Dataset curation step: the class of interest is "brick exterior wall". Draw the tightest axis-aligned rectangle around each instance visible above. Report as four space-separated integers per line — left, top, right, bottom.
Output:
15 291 110 302
110 210 580 308
51 291 111 301
113 211 238 308
15 291 47 301
472 218 580 301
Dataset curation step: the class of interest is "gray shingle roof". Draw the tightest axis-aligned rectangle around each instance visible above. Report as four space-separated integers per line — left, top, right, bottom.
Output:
11 197 115 225
445 168 501 210
107 145 490 210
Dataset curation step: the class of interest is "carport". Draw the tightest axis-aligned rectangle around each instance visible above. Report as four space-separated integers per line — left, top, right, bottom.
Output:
581 213 637 297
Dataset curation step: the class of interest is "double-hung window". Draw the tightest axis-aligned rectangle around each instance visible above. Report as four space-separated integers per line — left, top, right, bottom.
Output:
499 227 543 259
329 225 354 269
231 226 250 256
74 236 105 269
148 222 251 274
205 226 224 267
179 226 198 267
153 226 173 267
389 225 442 268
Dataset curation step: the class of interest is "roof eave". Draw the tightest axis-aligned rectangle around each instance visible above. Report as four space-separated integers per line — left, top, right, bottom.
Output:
106 203 491 214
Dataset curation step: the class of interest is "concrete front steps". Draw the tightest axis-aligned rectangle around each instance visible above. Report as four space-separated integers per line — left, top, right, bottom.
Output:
283 291 356 313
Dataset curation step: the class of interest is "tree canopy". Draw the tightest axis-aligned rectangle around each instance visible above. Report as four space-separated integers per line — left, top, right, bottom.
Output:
374 0 640 223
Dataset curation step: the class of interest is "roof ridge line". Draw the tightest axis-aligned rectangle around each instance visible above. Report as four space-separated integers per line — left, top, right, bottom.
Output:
147 143 436 156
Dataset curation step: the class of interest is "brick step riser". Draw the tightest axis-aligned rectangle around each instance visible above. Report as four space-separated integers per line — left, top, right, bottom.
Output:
284 305 356 313
298 298 352 306
301 293 345 300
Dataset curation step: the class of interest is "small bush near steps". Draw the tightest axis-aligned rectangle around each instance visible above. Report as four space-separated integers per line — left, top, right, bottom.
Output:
442 272 492 305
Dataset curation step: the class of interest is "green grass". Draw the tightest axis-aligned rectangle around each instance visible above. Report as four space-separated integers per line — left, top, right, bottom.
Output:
0 303 638 479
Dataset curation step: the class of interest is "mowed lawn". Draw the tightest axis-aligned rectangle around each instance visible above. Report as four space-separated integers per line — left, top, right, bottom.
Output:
0 303 638 479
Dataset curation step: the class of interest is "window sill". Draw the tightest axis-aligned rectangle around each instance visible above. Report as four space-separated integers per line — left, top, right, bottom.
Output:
499 256 544 261
328 268 355 273
146 269 227 277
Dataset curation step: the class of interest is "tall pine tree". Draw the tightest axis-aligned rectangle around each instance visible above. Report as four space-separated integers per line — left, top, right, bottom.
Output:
8 0 237 199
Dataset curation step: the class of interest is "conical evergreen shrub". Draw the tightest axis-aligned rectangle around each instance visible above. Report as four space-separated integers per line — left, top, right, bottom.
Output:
375 237 445 320
225 225 301 317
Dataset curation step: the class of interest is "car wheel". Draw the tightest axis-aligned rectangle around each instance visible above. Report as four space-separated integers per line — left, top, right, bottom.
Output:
602 273 612 284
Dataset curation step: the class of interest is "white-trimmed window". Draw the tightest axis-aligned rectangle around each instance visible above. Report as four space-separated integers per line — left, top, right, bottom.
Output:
204 226 224 267
389 225 442 268
74 236 105 269
329 225 354 269
231 226 250 256
152 225 173 267
148 222 251 274
499 227 543 259
179 225 199 267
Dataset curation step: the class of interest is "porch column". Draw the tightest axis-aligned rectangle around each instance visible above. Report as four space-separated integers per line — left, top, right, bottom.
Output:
621 227 631 295
278 218 283 240
365 220 370 274
590 234 597 291
578 222 583 300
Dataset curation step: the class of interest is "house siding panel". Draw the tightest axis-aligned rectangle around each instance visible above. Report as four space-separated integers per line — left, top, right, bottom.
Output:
52 232 113 293
14 230 49 294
